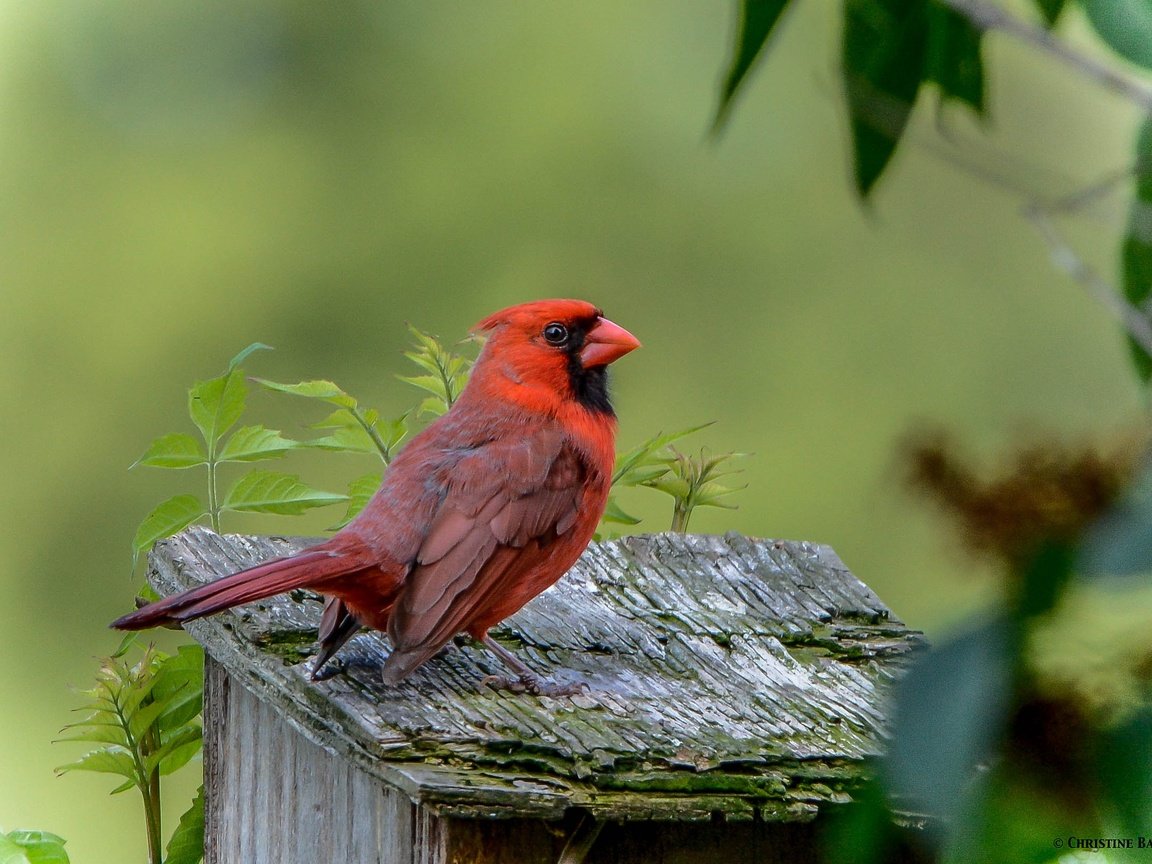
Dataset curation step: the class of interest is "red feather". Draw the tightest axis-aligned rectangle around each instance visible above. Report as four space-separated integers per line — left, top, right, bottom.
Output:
113 299 639 688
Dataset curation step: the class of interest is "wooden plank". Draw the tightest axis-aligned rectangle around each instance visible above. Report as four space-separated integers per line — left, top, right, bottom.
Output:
206 655 836 863
204 657 415 863
154 527 923 823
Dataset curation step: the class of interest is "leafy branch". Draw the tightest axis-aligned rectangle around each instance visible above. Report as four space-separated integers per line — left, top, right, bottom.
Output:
833 435 1152 863
604 423 747 532
131 344 346 563
649 448 748 533
251 378 409 528
55 639 205 864
396 324 477 418
715 0 1152 383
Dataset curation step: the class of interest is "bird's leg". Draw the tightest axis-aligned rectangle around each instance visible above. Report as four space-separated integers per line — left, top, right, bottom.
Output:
479 634 588 697
310 598 362 681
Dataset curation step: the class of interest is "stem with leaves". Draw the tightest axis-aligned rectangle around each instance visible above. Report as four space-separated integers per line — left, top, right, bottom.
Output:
131 345 349 563
603 424 747 533
56 640 205 864
397 324 475 417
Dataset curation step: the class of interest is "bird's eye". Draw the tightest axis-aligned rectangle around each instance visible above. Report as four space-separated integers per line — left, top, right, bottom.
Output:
543 322 569 345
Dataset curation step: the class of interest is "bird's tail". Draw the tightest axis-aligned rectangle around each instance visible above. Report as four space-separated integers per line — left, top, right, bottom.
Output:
111 544 370 631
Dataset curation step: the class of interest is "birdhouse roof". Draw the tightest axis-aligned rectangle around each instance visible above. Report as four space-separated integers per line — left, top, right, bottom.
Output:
151 527 922 822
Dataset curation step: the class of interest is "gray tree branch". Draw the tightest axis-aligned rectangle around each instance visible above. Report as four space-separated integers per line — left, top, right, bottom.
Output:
939 0 1152 113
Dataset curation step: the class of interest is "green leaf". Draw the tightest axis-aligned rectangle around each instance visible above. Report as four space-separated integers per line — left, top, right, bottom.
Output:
226 342 272 372
645 473 691 500
692 482 745 510
184 344 271 451
164 787 205 864
1083 0 1152 70
311 408 375 429
377 414 410 453
714 0 793 129
144 724 203 776
134 433 207 469
54 723 128 748
622 464 671 486
222 471 347 515
55 747 139 784
305 409 407 461
188 371 247 451
155 689 203 735
925 1 984 114
0 831 70 864
399 325 475 416
0 833 25 864
217 425 299 462
117 654 164 718
158 736 203 777
1080 455 1152 577
1033 0 1066 25
641 448 747 531
601 497 642 526
133 495 205 559
415 395 448 418
396 374 450 399
112 631 140 658
331 473 382 529
304 424 378 455
882 615 1015 848
127 686 188 742
254 378 357 409
842 0 930 197
1122 116 1152 382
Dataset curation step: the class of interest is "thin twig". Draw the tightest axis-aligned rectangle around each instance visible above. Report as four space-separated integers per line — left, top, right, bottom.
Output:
1043 165 1139 217
1024 203 1152 357
938 0 1152 113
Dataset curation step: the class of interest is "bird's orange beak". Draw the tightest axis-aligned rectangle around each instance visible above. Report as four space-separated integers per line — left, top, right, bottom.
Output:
580 316 641 369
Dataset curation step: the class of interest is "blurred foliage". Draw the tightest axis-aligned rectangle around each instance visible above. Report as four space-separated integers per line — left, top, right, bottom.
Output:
1122 117 1152 383
717 0 1152 385
709 0 1152 861
715 1 1152 857
821 439 1152 863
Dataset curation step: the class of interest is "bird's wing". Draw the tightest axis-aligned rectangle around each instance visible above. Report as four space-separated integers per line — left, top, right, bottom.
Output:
383 426 588 681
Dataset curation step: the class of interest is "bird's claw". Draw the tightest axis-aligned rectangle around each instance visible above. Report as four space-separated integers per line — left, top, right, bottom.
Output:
481 673 526 693
482 672 589 697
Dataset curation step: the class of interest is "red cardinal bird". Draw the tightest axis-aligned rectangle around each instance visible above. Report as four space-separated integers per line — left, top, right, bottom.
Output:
112 299 639 694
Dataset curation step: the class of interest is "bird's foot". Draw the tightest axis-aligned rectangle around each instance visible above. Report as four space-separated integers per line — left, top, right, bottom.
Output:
310 657 346 682
482 672 589 697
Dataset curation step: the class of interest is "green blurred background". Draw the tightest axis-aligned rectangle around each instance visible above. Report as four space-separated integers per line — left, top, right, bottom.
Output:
0 1 1144 860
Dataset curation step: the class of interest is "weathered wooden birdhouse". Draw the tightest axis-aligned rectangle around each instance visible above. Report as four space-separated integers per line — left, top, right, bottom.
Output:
149 527 922 863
